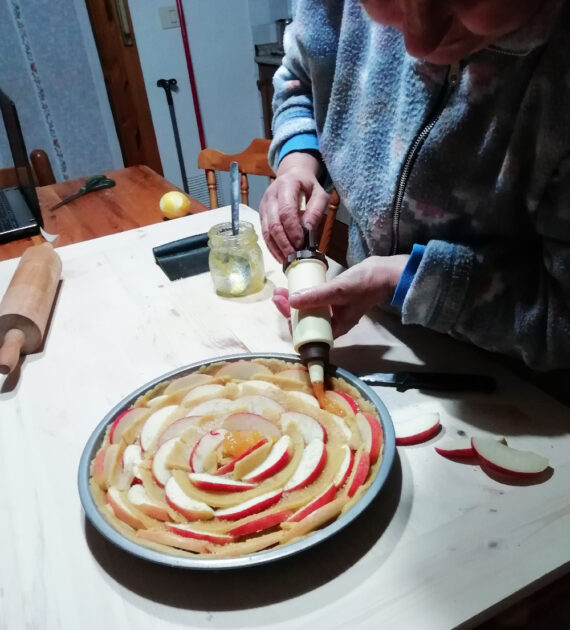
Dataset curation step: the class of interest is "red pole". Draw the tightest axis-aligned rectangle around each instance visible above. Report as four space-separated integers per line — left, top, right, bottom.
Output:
175 0 207 150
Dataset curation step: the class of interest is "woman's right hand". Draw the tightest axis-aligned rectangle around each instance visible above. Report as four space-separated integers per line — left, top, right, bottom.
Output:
259 151 330 262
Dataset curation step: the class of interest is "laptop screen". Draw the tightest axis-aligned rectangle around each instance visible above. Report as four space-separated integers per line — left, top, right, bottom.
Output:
0 87 43 225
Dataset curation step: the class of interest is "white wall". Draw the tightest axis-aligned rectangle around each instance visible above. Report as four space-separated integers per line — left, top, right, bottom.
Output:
129 0 268 209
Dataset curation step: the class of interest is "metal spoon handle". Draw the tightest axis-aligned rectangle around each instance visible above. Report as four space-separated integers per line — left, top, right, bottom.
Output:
230 161 240 235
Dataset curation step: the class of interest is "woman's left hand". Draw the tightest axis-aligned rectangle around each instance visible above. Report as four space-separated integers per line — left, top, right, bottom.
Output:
274 255 409 337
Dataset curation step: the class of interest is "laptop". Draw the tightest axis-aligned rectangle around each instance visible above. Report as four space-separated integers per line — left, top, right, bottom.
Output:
0 88 44 243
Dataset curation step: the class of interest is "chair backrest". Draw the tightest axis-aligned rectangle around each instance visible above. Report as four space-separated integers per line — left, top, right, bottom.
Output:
197 139 343 258
0 149 56 188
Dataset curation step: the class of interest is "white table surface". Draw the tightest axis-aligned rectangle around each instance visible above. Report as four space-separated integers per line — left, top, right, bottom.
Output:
1 206 569 630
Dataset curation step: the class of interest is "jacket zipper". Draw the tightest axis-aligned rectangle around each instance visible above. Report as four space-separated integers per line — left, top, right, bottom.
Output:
390 61 460 255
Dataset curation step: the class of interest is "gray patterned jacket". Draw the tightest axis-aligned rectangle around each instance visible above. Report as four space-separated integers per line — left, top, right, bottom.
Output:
269 0 570 371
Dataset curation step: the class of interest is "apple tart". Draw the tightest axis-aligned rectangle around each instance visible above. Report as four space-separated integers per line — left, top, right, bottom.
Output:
89 358 384 559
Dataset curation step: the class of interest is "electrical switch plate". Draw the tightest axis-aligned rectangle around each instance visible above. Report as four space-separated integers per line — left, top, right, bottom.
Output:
159 6 180 29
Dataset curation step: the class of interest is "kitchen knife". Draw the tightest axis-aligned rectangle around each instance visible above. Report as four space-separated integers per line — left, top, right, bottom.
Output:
230 161 240 235
359 371 496 393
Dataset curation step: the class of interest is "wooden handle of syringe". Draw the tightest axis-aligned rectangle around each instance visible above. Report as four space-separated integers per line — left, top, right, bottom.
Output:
0 328 26 374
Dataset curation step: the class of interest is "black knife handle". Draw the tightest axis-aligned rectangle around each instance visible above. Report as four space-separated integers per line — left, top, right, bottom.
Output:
395 372 496 393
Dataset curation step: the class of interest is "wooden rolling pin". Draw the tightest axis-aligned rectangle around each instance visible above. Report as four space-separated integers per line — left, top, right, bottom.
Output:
0 243 62 374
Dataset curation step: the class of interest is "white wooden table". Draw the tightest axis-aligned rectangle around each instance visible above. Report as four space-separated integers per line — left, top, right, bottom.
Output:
1 206 569 630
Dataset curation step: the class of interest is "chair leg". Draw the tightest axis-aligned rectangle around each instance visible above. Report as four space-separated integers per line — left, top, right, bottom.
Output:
30 149 55 186
206 169 219 208
318 189 339 254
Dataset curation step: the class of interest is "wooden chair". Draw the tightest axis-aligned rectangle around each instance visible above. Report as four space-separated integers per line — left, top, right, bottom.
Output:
197 139 344 259
0 149 56 188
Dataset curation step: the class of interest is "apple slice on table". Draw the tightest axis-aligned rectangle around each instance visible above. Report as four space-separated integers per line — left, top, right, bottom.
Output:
242 435 292 482
323 391 357 417
164 476 214 520
139 405 181 452
181 383 226 406
216 438 269 475
394 412 441 445
222 412 281 439
189 429 227 473
284 438 327 492
166 523 235 545
127 484 170 521
346 448 370 498
229 508 293 537
214 489 283 521
109 407 148 444
355 412 383 464
333 444 354 489
287 483 337 523
188 472 256 492
471 437 549 477
434 437 475 459
280 411 327 443
152 438 178 486
215 360 272 379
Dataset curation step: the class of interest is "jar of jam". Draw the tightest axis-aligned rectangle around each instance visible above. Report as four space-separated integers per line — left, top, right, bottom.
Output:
208 221 265 297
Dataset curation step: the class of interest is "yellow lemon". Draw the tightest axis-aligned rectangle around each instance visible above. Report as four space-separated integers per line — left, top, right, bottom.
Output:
159 191 191 219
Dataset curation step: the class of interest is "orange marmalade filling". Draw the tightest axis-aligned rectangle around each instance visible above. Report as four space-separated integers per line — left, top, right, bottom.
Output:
312 380 349 417
222 430 263 459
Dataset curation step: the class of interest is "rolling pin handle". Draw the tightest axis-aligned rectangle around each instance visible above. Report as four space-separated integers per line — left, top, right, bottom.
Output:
0 328 26 375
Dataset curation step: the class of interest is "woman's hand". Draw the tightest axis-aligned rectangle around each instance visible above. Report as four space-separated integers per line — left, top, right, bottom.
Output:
274 255 410 337
259 152 330 262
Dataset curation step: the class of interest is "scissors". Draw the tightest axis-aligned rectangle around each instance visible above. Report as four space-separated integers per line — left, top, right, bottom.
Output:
47 174 116 211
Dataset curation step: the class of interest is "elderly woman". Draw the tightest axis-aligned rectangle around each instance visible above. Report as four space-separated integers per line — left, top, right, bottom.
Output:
259 0 570 371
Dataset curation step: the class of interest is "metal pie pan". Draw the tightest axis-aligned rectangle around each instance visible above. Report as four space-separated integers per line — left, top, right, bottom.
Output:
78 352 396 570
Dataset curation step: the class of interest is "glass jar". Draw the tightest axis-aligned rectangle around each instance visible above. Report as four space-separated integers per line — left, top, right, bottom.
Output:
208 221 265 297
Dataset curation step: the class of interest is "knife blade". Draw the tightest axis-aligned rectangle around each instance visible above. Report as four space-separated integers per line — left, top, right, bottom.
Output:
359 371 496 393
230 161 240 235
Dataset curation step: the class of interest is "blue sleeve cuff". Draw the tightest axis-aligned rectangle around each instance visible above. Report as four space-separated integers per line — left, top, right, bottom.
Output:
391 243 426 308
278 133 320 164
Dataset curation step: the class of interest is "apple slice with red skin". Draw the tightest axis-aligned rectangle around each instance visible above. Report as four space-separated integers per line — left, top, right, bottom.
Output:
156 415 201 447
139 405 180 451
222 412 281 439
127 484 170 521
242 435 292 483
284 438 327 492
333 444 354 489
435 435 507 460
215 489 283 520
323 391 357 417
106 487 146 529
394 412 441 445
287 483 337 523
215 360 273 379
189 429 227 473
229 508 293 537
215 438 268 475
122 443 142 484
109 407 147 444
188 472 256 492
346 449 371 498
164 477 214 520
166 523 235 545
471 437 549 477
92 448 107 487
280 411 327 443
355 412 383 464
152 438 178 486
185 398 235 417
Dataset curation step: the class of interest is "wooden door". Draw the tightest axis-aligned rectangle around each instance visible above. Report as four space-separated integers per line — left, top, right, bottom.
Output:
85 0 163 174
